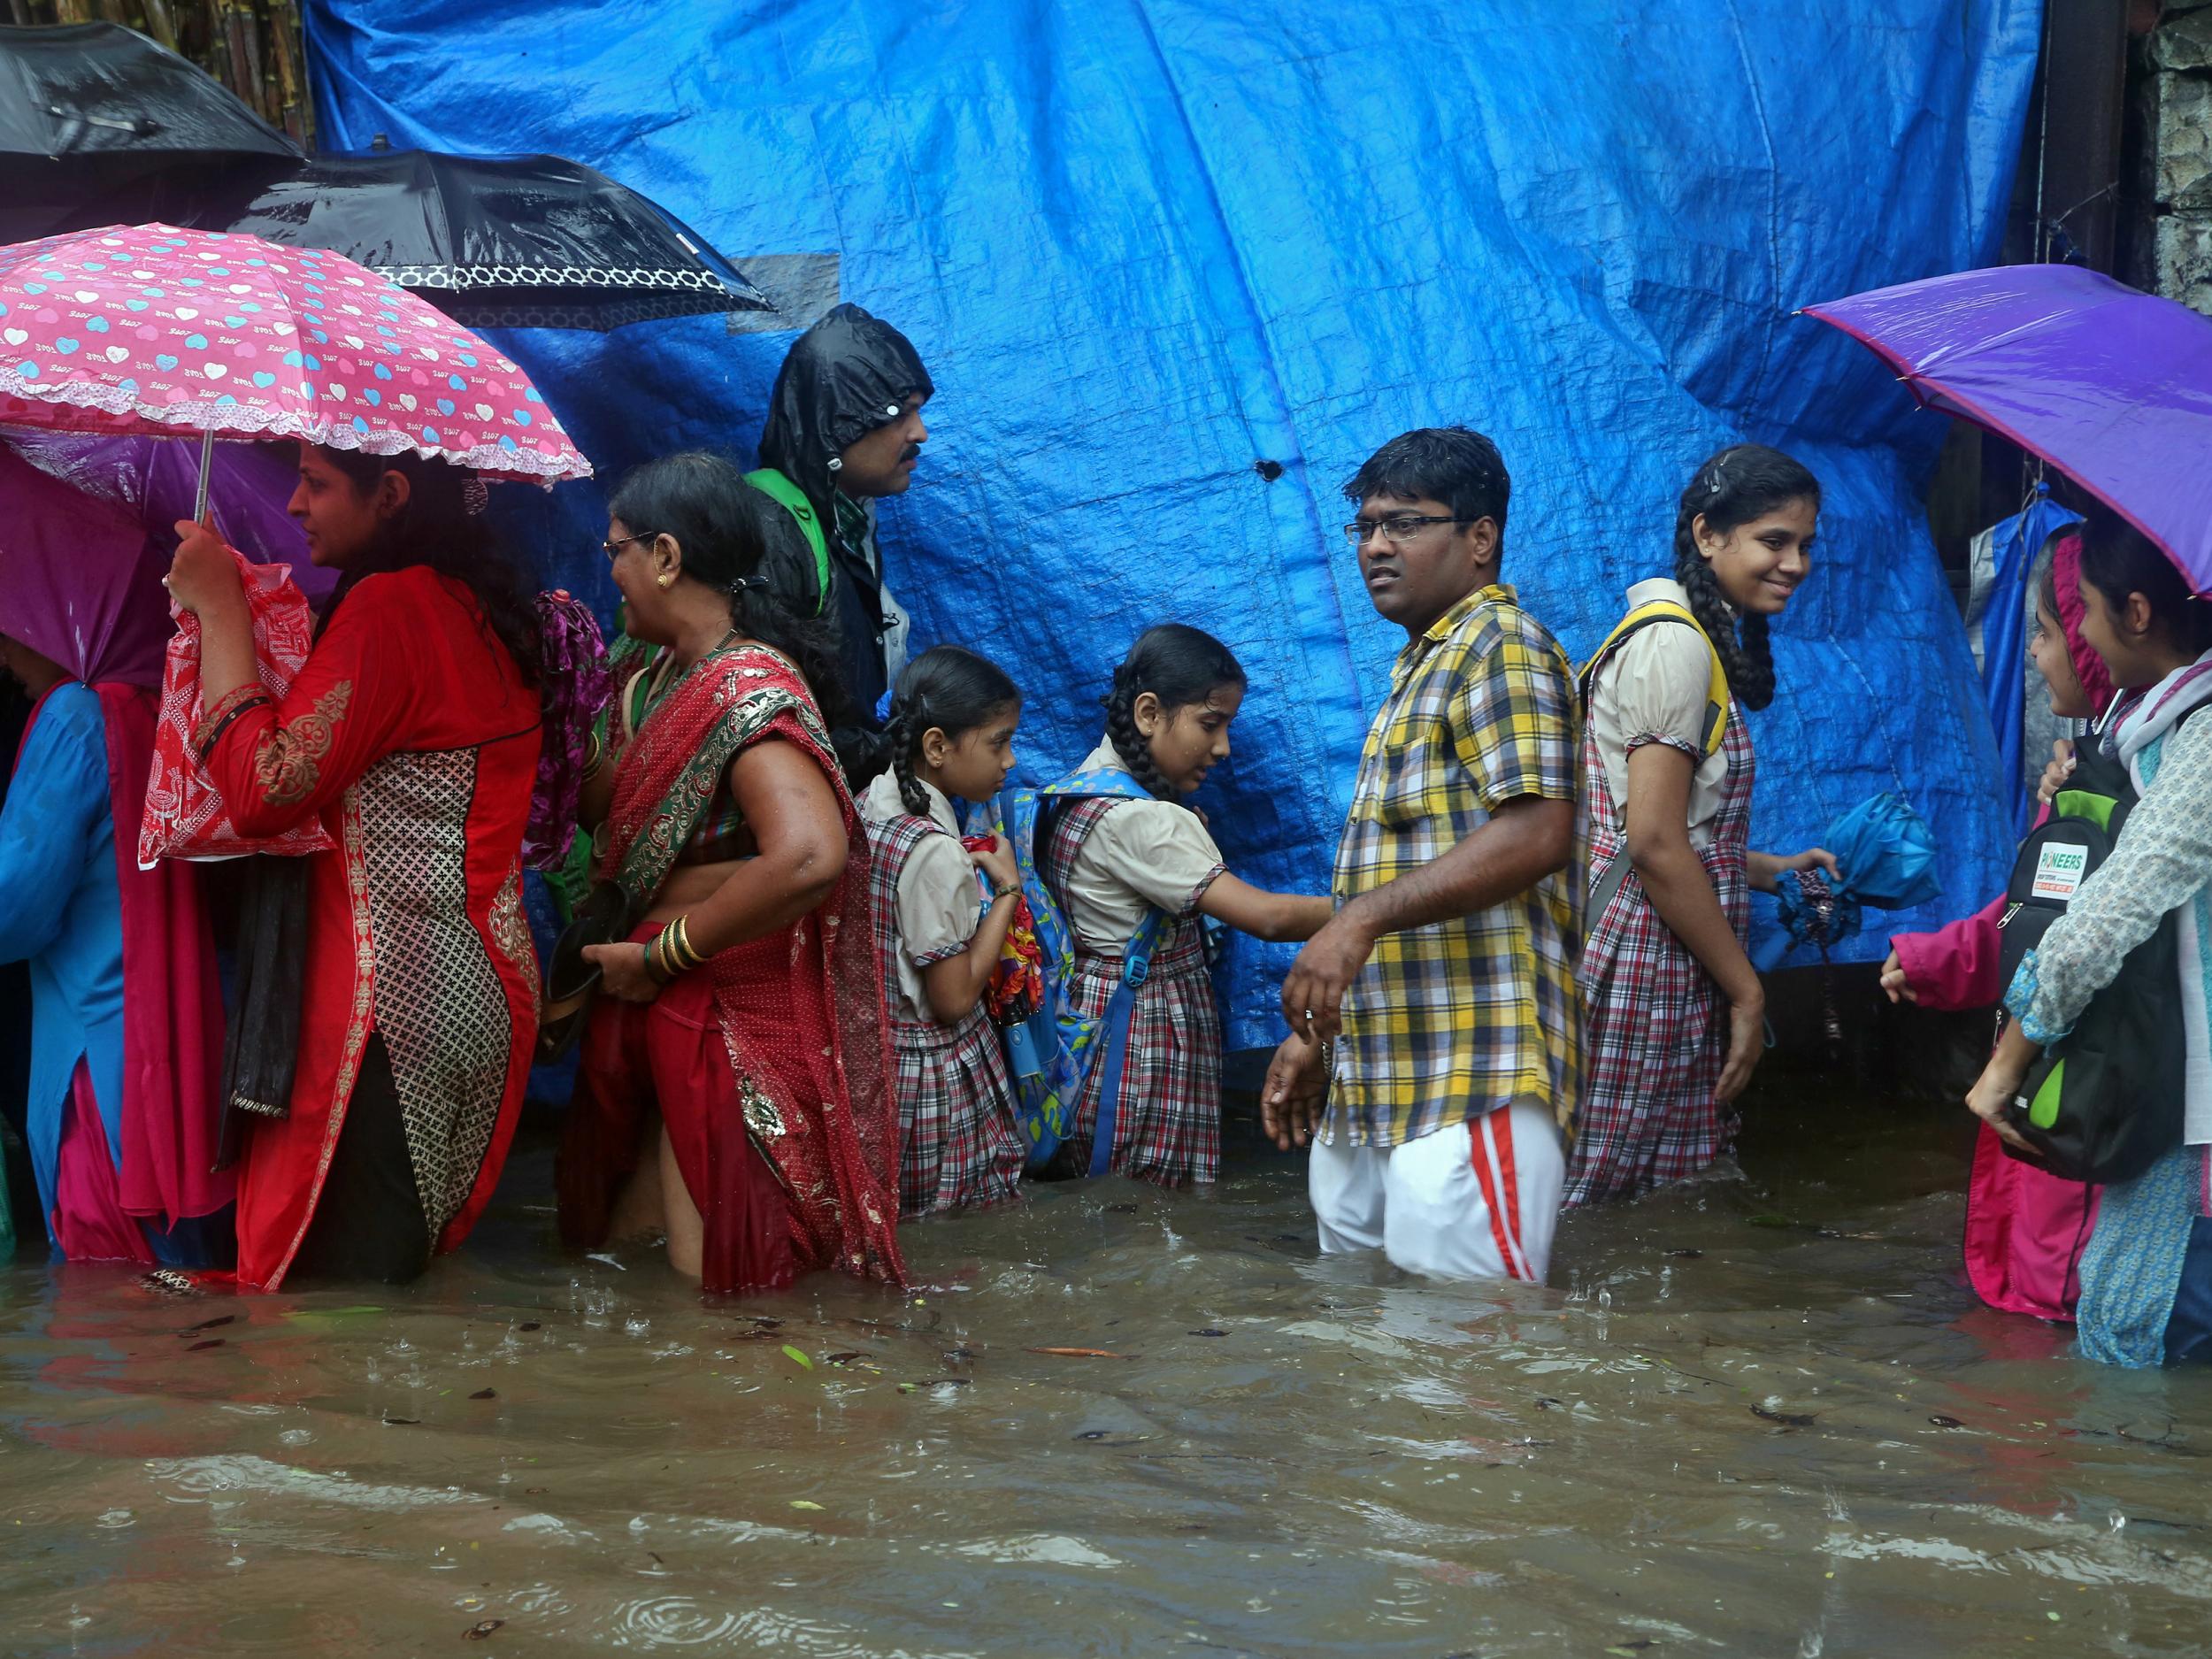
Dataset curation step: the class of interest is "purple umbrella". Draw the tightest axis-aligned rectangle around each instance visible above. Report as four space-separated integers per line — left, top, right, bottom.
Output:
1 427 334 601
0 445 173 687
1803 265 2212 595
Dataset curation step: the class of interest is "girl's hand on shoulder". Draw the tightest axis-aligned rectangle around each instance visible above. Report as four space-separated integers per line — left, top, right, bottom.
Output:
583 941 661 1004
165 517 246 618
2037 739 2078 805
968 835 1019 891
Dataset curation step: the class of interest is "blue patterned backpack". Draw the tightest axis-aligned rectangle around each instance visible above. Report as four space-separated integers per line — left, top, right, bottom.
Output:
987 764 1171 1174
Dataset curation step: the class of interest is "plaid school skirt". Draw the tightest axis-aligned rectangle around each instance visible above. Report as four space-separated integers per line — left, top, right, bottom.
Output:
891 1003 1027 1218
1056 919 1223 1187
1564 711 1755 1208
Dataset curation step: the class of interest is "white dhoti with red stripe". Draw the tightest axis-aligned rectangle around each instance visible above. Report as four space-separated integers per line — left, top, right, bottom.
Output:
1308 1101 1563 1284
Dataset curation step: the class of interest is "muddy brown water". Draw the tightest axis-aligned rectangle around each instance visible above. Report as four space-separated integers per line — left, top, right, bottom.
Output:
4 1084 2209 1657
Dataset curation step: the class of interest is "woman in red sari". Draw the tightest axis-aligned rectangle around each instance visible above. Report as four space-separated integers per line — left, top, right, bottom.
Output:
165 444 542 1288
557 451 902 1294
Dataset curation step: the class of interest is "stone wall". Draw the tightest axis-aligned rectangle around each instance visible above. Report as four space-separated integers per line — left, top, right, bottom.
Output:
2137 2 2212 311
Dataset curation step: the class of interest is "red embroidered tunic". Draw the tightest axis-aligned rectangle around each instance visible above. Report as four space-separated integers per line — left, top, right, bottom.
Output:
204 567 541 1289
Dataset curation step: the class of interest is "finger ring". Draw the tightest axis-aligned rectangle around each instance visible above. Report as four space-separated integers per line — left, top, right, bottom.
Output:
1302 1008 1316 1022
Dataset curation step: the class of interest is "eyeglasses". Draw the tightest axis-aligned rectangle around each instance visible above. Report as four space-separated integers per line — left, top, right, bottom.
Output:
1340 515 1473 548
601 530 658 563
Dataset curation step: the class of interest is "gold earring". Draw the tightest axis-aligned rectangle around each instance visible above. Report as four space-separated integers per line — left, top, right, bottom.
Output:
657 573 673 588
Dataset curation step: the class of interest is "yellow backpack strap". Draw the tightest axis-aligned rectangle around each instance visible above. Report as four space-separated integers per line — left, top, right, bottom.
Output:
1576 601 1729 758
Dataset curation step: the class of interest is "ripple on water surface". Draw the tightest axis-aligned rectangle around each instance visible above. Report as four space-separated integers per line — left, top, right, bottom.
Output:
2 1094 2210 1656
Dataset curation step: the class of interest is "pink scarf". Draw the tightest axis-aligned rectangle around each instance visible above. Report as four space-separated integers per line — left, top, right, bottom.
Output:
96 682 231 1227
2051 533 2116 717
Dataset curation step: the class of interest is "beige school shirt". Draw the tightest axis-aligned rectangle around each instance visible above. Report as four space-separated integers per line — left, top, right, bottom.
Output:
1585 577 1733 849
1057 740 1227 951
860 770 980 1022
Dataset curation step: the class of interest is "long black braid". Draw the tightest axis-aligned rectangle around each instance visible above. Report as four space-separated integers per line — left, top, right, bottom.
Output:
1102 624 1248 800
885 702 930 817
1671 443 1819 714
1103 669 1175 800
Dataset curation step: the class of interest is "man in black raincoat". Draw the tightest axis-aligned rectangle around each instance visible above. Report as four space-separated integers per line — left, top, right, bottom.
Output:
748 303 933 723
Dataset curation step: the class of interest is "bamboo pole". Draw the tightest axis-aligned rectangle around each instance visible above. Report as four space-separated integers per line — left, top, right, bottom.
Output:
263 0 310 148
138 0 179 52
236 0 269 125
16 0 314 151
219 3 258 122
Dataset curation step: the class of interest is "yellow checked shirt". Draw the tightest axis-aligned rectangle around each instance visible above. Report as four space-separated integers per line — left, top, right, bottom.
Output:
1325 584 1584 1147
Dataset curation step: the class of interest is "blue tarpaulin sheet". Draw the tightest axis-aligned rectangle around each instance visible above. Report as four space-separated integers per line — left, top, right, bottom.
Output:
305 0 2042 1051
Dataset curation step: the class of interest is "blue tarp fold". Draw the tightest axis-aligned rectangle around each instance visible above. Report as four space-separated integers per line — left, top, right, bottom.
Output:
306 0 2042 1049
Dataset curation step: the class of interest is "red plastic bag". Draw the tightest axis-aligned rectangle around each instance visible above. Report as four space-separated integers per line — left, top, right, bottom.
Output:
138 546 335 867
962 833 1043 1025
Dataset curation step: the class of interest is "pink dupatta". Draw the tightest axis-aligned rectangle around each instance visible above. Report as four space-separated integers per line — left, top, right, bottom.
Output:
97 682 230 1227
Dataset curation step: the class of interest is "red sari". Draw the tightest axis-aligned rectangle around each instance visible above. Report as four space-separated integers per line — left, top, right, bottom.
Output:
203 567 541 1289
559 641 903 1294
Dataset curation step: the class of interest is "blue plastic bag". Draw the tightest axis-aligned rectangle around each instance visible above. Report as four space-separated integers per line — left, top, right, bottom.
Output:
1757 793 1941 970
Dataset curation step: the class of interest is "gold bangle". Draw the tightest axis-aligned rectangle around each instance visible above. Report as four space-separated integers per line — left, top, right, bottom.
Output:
648 918 703 981
582 729 607 777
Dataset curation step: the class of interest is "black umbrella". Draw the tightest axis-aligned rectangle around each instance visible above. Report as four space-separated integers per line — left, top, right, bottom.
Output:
0 21 303 244
212 148 775 330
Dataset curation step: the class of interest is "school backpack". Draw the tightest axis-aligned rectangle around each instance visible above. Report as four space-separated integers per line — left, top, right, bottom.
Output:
1993 733 2187 1184
1575 596 1731 922
987 767 1171 1174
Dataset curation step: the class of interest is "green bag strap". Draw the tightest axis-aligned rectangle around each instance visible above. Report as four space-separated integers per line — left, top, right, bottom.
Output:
1577 600 1730 758
2049 787 2119 833
744 466 832 618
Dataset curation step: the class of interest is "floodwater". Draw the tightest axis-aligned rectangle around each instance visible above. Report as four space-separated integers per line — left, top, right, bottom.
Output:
4 1080 2210 1658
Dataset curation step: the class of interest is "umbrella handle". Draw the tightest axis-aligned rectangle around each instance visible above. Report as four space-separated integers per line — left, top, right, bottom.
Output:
191 427 214 525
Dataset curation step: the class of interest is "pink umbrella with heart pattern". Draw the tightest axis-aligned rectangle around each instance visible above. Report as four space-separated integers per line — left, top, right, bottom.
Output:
0 222 592 502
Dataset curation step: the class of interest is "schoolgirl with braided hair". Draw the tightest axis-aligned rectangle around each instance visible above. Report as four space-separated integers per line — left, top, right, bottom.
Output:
855 646 1031 1216
1035 624 1332 1186
1566 442 1837 1208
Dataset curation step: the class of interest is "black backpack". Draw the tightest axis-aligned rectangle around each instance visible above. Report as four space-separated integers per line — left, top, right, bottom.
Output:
1994 736 2187 1184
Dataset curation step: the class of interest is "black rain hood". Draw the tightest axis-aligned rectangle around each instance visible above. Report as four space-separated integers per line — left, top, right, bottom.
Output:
757 303 933 512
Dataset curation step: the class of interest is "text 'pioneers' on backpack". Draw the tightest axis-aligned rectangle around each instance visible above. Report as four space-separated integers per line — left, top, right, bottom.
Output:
1994 738 2185 1184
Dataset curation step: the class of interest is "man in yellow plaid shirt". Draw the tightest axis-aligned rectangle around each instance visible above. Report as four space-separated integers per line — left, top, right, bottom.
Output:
1263 427 1581 1283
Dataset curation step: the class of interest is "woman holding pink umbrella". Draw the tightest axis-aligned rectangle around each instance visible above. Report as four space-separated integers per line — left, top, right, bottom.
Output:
166 443 544 1287
0 224 596 1288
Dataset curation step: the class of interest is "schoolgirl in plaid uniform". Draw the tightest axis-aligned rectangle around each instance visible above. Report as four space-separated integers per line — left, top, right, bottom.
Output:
1039 626 1333 1187
1566 446 1835 1208
856 648 1029 1217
